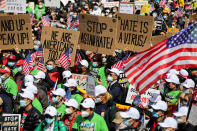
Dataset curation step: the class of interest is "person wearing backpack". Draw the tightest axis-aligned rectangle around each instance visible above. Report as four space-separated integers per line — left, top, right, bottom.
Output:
35 106 67 131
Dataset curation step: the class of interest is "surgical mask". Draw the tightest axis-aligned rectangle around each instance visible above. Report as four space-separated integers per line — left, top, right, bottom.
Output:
172 26 175 28
88 11 92 14
34 27 38 31
95 98 102 103
8 62 15 67
81 111 89 118
107 75 113 82
123 119 131 127
102 58 107 63
20 100 27 107
39 5 43 8
66 108 72 114
46 65 53 71
177 118 183 124
94 6 98 10
1 75 7 81
92 62 97 67
33 45 39 50
60 18 64 23
17 66 22 73
153 13 157 18
171 12 174 16
52 97 59 103
183 89 189 94
73 15 77 18
163 16 167 19
152 111 159 118
84 6 88 9
113 10 116 13
101 13 105 16
45 118 54 124
116 122 127 130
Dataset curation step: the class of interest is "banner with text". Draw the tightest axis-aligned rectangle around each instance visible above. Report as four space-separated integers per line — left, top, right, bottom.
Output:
2 114 21 131
41 27 79 66
116 13 154 52
0 14 33 50
5 0 26 13
79 14 118 55
72 73 87 90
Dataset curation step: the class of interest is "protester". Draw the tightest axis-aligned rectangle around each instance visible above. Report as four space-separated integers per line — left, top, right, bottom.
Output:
159 117 177 131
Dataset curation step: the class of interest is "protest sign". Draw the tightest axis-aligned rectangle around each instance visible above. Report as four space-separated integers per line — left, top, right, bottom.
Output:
44 0 60 8
116 13 154 52
119 2 135 14
0 0 6 12
5 0 26 13
155 20 163 30
167 28 179 34
41 27 79 66
86 76 95 97
2 114 21 131
79 14 118 55
0 14 33 50
118 71 128 88
140 4 151 15
103 2 119 8
125 85 138 104
188 103 197 125
72 73 87 90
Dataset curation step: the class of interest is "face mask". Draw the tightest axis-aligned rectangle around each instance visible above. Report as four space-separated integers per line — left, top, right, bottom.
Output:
95 98 102 103
17 66 22 73
123 119 131 127
46 65 53 71
163 16 167 19
94 6 98 10
73 15 77 18
52 97 59 103
101 13 105 16
177 118 183 124
39 5 43 8
152 111 159 118
107 75 113 82
1 75 7 81
20 100 27 107
84 6 88 9
70 12 73 15
172 26 175 28
153 13 157 18
171 12 174 16
45 118 54 124
116 122 127 130
92 62 97 67
34 28 38 31
33 45 39 50
81 111 89 118
8 62 15 67
102 58 107 63
183 89 189 94
113 10 116 13
108 15 112 18
66 108 73 114
88 11 92 14
60 18 64 22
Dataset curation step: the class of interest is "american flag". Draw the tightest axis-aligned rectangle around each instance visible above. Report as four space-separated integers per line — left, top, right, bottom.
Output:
58 48 71 70
112 54 129 70
42 15 51 27
67 15 71 27
123 22 197 94
76 50 82 62
174 7 184 17
36 45 44 59
23 53 32 75
69 19 79 30
0 0 6 11
37 58 45 71
30 13 34 25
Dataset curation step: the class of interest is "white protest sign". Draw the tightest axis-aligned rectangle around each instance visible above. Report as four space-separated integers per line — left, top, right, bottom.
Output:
72 73 87 90
103 2 119 8
2 114 21 131
44 0 60 8
119 3 134 14
126 85 138 104
5 0 26 14
86 76 95 97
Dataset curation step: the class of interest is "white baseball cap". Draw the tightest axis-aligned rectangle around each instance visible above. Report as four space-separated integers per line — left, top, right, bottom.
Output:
66 78 78 87
109 68 120 76
159 117 177 129
80 60 89 68
64 99 78 109
34 71 46 79
181 79 195 88
151 100 167 111
62 70 72 79
52 88 66 97
179 69 189 78
120 107 140 120
95 85 107 97
81 98 95 109
24 75 34 84
19 90 34 100
44 106 57 117
166 74 180 84
25 84 38 94
173 106 188 117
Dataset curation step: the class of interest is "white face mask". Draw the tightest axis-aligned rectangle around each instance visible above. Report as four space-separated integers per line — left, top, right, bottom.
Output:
94 98 102 103
66 108 73 115
107 75 113 82
172 26 175 28
81 111 89 118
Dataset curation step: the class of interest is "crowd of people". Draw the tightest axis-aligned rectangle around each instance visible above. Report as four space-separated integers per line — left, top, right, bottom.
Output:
0 0 197 131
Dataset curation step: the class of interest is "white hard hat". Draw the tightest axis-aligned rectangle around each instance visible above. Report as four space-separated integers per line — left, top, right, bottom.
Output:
159 117 177 129
66 78 78 87
120 107 140 120
62 70 72 79
52 88 66 97
25 84 38 94
44 106 57 117
24 75 34 84
64 99 78 109
95 85 107 97
80 60 89 68
81 98 95 109
151 100 168 112
34 71 46 79
179 69 189 78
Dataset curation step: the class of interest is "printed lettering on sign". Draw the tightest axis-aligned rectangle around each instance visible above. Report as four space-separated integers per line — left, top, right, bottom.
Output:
2 114 21 131
79 122 96 131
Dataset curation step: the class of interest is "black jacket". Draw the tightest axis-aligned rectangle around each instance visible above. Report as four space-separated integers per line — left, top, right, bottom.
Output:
177 123 194 131
19 106 42 131
0 93 13 113
108 81 123 104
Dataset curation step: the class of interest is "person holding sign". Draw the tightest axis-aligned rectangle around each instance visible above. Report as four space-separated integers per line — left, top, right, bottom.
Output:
35 106 67 131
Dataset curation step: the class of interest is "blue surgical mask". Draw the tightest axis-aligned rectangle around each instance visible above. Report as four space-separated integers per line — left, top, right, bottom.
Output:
113 10 116 13
94 6 98 10
52 97 58 103
8 62 15 67
102 58 107 63
17 66 22 72
45 118 54 124
92 62 97 67
123 120 131 127
183 89 189 94
46 65 53 71
84 6 88 9
88 11 92 14
33 45 39 50
20 100 27 107
152 111 159 118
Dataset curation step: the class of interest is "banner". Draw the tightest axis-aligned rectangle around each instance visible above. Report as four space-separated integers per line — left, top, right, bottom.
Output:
116 13 154 52
155 20 163 30
167 28 179 34
86 76 95 97
140 4 151 15
2 114 21 131
41 27 79 66
72 73 87 90
44 0 60 8
5 0 26 13
0 14 33 50
119 2 135 14
79 14 118 55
